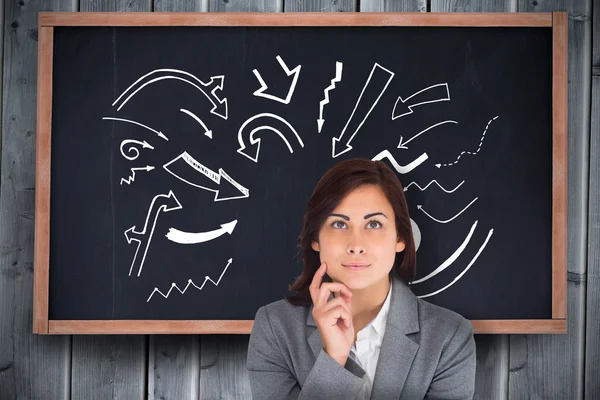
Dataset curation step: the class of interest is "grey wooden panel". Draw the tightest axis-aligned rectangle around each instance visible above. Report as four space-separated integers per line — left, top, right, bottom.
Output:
509 1 591 399
584 74 599 397
429 2 513 400
80 0 151 11
0 0 75 398
360 0 425 12
148 336 199 400
208 0 282 12
71 336 147 400
510 279 586 399
431 0 516 12
199 335 251 400
154 0 207 11
284 0 355 12
68 2 150 400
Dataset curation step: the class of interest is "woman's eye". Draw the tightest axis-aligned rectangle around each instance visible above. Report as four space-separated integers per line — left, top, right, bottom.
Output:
332 220 346 229
367 220 382 229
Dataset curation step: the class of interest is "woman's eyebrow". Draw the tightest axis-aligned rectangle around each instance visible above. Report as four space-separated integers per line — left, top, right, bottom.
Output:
328 212 388 220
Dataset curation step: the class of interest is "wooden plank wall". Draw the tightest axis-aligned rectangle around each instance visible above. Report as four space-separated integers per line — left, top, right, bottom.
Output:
0 1 597 399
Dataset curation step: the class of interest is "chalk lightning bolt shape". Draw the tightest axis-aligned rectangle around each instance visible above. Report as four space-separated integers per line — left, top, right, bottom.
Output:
317 62 343 133
121 166 155 185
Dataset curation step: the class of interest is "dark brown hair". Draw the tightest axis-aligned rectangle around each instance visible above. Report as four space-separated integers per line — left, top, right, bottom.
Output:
285 158 417 307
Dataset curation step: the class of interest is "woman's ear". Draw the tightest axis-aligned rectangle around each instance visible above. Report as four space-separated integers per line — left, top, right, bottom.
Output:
311 241 320 252
396 239 405 252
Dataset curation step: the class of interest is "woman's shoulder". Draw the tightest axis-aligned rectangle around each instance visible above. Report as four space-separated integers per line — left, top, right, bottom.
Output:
254 298 311 333
415 297 474 339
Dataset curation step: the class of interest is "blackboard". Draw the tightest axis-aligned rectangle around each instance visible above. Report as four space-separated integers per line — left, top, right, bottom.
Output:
34 12 568 334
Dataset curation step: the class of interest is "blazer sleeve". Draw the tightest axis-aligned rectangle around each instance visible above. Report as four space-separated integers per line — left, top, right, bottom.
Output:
424 318 476 400
247 306 366 400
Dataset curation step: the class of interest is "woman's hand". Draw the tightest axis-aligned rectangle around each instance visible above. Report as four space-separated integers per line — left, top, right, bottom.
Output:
309 262 354 367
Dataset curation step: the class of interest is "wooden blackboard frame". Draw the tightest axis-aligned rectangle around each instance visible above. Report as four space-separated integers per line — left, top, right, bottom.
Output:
33 12 568 335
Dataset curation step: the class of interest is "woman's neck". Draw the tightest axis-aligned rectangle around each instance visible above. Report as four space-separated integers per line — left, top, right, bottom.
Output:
334 275 391 334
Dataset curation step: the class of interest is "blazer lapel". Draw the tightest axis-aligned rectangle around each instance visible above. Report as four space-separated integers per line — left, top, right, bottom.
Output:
306 274 421 399
369 274 420 400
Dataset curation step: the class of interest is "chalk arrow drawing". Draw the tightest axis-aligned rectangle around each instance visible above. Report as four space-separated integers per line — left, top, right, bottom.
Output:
417 229 494 299
180 108 212 139
163 151 249 202
404 179 465 194
121 165 155 185
102 117 168 141
166 220 238 244
253 55 301 104
418 197 478 224
124 190 183 277
436 116 499 168
410 220 479 285
120 139 154 161
147 258 233 302
317 61 343 133
372 149 428 174
237 113 304 163
397 120 458 150
332 63 395 158
392 83 450 120
112 69 228 120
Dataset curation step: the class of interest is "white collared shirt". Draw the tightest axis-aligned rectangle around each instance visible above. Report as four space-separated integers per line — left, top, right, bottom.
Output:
348 278 393 400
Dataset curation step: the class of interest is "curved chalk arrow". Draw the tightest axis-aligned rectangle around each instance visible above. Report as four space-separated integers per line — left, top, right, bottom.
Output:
418 197 478 224
410 220 478 285
102 117 168 141
120 139 154 161
163 151 249 202
180 108 212 138
392 83 450 120
125 190 183 277
112 69 228 120
237 113 304 163
417 228 494 299
166 220 238 244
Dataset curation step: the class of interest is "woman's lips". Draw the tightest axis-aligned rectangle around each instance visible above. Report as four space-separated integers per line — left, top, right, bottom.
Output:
343 263 370 270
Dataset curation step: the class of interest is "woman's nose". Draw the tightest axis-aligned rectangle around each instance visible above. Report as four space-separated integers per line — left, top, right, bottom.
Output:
347 234 366 254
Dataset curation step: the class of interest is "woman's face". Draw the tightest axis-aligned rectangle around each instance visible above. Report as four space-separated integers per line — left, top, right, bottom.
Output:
311 184 406 290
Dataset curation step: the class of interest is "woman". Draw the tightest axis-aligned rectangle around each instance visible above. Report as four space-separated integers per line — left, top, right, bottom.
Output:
247 158 476 400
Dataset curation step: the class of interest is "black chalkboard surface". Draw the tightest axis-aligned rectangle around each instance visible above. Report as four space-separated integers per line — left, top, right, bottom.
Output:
34 13 568 334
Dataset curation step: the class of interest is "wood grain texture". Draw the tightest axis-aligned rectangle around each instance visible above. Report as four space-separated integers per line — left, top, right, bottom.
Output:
552 11 568 319
67 2 149 400
200 335 252 400
71 336 147 400
154 0 207 11
431 0 516 12
284 0 355 12
509 2 591 399
148 336 199 400
33 27 53 335
0 0 74 398
38 11 553 26
584 76 599 399
360 0 425 12
208 0 282 13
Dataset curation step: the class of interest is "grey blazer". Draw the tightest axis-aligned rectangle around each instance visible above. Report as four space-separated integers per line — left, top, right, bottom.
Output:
246 273 476 400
